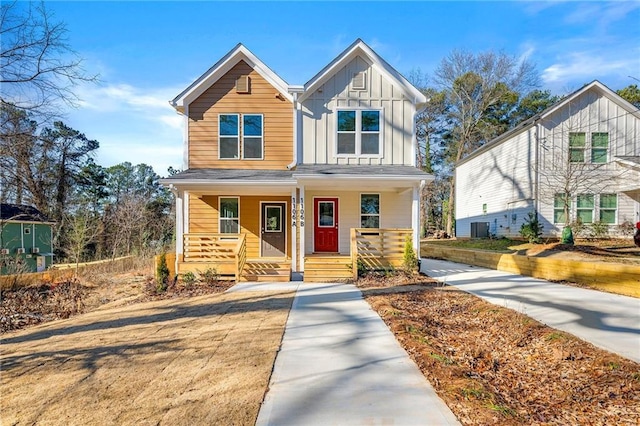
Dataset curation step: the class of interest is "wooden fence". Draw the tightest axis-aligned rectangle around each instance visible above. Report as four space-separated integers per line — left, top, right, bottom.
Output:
1 256 140 290
350 228 413 279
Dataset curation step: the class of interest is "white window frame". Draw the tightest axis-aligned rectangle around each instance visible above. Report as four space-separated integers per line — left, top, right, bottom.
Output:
218 114 264 160
335 108 383 158
242 113 264 160
598 193 617 224
219 196 240 234
218 114 240 160
590 132 609 164
360 193 380 228
576 194 594 224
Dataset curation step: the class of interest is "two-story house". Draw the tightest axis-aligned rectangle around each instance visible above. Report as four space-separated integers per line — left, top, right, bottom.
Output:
1 203 54 274
455 81 640 239
162 40 431 281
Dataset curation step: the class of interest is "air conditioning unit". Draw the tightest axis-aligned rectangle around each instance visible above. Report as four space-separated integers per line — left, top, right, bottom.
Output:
0 248 9 255
16 248 25 254
31 247 40 254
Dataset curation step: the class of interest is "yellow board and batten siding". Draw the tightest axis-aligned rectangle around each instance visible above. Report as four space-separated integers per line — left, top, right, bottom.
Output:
188 195 291 259
188 60 293 170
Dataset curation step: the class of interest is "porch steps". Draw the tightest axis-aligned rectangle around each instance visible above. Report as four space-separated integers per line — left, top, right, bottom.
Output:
241 259 291 282
304 255 353 282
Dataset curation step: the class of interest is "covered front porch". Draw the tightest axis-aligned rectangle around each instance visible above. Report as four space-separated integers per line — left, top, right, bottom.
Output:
177 228 413 282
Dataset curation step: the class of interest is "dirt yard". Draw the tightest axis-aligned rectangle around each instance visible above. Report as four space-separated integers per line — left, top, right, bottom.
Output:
1 289 294 425
358 274 640 425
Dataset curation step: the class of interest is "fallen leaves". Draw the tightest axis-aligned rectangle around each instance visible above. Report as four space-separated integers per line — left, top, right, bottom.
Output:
362 277 640 425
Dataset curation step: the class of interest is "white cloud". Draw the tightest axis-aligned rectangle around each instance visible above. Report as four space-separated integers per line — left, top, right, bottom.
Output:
542 51 637 84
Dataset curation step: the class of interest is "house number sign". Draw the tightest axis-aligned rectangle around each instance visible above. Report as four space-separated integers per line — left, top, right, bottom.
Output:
291 196 297 227
299 197 305 227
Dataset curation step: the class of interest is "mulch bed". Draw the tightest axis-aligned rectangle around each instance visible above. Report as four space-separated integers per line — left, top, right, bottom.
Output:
359 274 640 425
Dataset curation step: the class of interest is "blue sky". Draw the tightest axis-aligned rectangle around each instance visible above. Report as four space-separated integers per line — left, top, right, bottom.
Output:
41 1 640 176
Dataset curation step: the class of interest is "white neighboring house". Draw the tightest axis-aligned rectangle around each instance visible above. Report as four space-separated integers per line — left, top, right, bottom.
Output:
455 80 640 239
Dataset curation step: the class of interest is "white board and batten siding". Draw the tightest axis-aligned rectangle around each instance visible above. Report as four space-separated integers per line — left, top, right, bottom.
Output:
456 128 537 238
536 90 640 232
301 56 415 166
304 189 412 254
456 83 640 238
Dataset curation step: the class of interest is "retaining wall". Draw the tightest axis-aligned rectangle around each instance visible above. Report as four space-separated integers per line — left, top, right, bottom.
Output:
421 244 640 298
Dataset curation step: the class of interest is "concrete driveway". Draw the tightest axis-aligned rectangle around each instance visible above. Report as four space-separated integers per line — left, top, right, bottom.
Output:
421 258 640 363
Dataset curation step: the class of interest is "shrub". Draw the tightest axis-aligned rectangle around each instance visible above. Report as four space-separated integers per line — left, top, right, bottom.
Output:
569 218 586 239
198 267 219 286
182 271 197 288
403 235 418 273
588 221 609 239
519 211 543 243
156 253 169 293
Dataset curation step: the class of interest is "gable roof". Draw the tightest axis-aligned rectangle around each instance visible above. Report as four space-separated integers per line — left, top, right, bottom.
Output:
458 80 640 166
170 43 292 112
298 39 427 105
0 203 53 224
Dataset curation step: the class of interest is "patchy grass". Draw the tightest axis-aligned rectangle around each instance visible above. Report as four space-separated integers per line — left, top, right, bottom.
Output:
359 274 640 425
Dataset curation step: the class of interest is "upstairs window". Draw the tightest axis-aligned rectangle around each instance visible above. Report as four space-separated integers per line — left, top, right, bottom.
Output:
360 194 380 228
569 132 585 163
219 114 264 159
599 194 617 224
243 114 263 159
219 114 239 159
591 132 608 163
336 109 381 156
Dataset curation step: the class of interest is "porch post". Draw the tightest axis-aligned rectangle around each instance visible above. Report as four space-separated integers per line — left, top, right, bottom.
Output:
412 185 420 254
299 185 305 273
175 190 184 273
291 187 297 272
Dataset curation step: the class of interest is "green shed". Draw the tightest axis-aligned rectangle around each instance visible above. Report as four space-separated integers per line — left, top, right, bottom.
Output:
1 203 55 275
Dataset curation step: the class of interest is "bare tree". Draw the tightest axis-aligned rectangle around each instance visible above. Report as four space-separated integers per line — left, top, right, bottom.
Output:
0 1 97 120
434 50 540 235
536 101 632 238
65 204 100 272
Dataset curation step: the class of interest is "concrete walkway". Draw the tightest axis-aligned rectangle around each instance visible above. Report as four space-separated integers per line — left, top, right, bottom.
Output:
254 283 460 426
421 258 640 363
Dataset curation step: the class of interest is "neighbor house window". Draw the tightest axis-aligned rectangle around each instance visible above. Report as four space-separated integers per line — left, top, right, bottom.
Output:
219 114 239 159
337 109 381 156
591 132 608 163
219 114 264 159
553 194 567 224
599 193 617 224
569 132 585 163
242 114 263 159
360 194 380 228
219 197 239 233
576 194 594 224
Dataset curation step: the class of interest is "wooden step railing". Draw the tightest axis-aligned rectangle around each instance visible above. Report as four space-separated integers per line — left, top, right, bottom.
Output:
183 233 246 279
350 228 413 279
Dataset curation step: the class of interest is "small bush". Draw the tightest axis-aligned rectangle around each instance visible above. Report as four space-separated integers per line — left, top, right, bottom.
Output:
519 211 543 243
587 221 609 239
182 271 197 288
569 218 586 238
402 235 418 273
198 268 219 286
156 253 169 293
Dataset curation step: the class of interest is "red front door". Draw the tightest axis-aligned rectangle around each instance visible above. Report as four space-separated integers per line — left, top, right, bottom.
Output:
314 198 339 252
